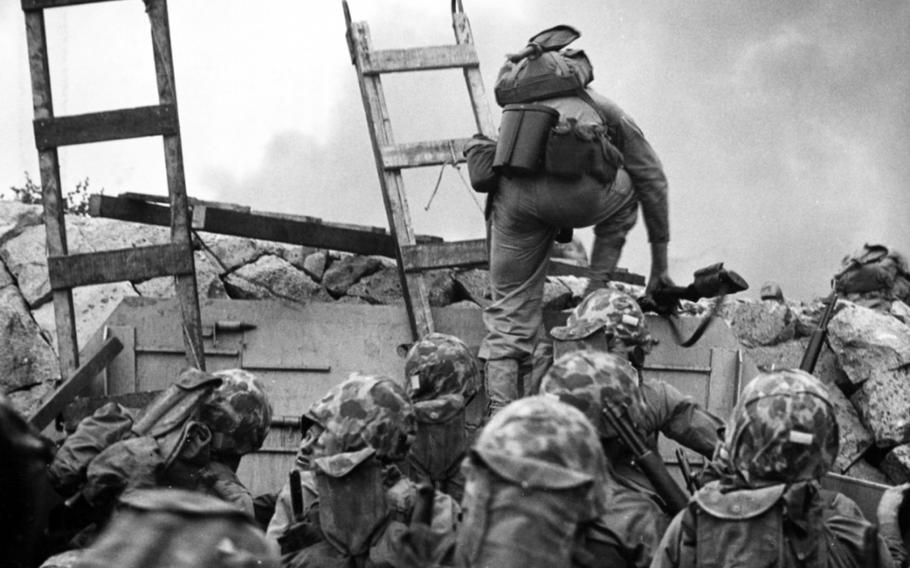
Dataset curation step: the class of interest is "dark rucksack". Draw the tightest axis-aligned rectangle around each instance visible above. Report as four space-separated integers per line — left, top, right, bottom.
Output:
834 243 910 303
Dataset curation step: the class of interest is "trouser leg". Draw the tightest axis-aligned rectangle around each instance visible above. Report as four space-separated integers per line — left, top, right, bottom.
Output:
590 175 640 281
484 358 520 418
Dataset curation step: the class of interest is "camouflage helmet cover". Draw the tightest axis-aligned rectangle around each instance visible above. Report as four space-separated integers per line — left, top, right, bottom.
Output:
473 395 608 504
727 368 839 485
74 488 278 568
404 332 479 401
199 369 273 457
549 288 653 348
310 373 416 475
539 349 646 439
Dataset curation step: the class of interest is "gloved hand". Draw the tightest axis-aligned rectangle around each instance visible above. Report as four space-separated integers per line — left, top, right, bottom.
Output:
277 508 323 556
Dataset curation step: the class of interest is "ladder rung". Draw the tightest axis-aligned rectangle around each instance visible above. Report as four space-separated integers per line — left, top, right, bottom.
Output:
47 242 194 290
401 239 488 272
380 138 471 169
362 44 479 75
33 104 178 151
21 0 124 10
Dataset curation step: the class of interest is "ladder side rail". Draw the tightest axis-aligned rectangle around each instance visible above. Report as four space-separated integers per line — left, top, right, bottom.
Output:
452 12 496 137
348 19 434 338
23 9 79 377
145 0 206 369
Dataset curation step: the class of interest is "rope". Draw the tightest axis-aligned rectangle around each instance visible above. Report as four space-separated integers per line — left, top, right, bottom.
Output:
424 142 484 215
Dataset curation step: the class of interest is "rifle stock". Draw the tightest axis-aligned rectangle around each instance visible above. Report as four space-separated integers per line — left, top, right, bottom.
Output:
799 291 838 374
601 399 690 514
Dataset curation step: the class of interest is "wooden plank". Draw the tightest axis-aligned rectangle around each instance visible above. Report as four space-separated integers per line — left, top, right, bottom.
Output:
24 10 79 376
119 192 252 213
146 0 205 370
193 206 400 257
47 243 195 289
401 239 487 272
22 0 124 11
30 336 123 430
91 195 444 255
360 44 479 75
380 138 471 169
32 104 178 150
89 194 173 226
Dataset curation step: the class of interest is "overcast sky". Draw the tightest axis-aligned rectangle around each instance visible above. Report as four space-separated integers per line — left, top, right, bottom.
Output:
2 1 908 302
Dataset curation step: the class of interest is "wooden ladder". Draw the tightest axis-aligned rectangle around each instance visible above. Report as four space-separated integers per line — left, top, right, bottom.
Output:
21 0 206 387
344 0 496 339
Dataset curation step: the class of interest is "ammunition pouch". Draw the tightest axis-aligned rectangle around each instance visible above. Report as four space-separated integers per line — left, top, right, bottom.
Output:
545 119 623 185
494 104 559 177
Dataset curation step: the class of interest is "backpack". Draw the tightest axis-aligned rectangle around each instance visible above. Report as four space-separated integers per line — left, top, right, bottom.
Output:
494 48 594 107
47 368 222 499
834 243 910 303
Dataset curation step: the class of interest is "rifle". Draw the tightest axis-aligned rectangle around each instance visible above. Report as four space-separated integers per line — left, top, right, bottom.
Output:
675 448 699 494
410 482 436 526
289 469 304 521
638 262 749 348
601 394 690 514
798 291 838 374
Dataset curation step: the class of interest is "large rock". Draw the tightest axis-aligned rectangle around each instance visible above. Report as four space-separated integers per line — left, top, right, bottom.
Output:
223 255 325 303
880 444 910 485
743 339 873 472
134 250 228 302
0 264 60 394
0 200 43 246
31 281 139 353
426 270 458 307
322 256 384 298
347 267 403 305
542 279 574 311
6 381 54 419
828 301 910 386
718 299 796 346
850 366 910 447
452 269 491 308
302 250 329 282
0 216 169 307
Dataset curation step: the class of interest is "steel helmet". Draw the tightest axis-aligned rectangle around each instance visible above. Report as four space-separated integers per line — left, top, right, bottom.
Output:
550 288 653 351
403 332 479 402
726 369 838 486
200 369 273 457
539 349 646 439
311 373 416 466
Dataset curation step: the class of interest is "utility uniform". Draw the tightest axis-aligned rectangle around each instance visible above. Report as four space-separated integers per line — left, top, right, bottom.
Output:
455 395 610 568
651 368 894 568
271 373 459 568
480 85 671 414
541 349 717 567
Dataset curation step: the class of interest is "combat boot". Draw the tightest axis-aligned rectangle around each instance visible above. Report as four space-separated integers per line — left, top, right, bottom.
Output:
484 358 520 418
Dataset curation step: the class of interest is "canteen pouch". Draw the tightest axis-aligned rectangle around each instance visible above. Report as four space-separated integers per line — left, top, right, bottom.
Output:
494 104 560 177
